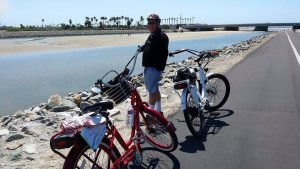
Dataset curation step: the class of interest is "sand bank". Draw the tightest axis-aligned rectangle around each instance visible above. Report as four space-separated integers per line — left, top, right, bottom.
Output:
0 31 243 56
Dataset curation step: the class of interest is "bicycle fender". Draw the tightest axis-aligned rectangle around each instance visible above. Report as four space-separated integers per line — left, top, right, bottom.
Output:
181 89 188 111
206 72 215 78
167 122 176 132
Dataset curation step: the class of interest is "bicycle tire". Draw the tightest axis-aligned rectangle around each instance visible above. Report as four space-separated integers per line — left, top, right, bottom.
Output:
205 73 230 111
140 108 178 152
63 137 121 169
184 90 207 139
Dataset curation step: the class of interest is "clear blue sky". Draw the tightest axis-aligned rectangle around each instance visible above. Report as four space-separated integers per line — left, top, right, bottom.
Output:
1 0 300 26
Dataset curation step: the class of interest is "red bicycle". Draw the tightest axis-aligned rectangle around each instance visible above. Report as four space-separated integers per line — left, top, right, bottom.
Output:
50 46 178 169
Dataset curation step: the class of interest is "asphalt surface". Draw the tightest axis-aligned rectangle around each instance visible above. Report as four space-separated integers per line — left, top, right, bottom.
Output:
159 31 300 169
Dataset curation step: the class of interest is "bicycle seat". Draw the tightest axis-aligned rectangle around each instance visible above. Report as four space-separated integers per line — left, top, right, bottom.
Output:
81 100 114 113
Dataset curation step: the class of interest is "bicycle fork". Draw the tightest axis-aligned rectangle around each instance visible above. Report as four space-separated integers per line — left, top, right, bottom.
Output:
198 67 210 109
132 111 144 166
180 68 209 111
132 131 144 166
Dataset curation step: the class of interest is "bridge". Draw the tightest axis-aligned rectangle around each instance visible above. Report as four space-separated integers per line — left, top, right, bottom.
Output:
182 23 300 31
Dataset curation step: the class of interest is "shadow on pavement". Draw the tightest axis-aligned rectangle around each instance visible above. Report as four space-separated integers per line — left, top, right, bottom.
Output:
130 147 180 169
179 109 234 153
179 135 206 153
209 109 234 119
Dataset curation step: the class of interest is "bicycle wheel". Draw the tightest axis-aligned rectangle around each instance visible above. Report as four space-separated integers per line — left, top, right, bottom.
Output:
140 109 178 152
184 91 208 139
205 73 230 111
63 137 121 169
139 147 180 169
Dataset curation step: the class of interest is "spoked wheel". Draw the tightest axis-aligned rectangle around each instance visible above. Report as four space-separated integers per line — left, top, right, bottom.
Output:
184 91 208 139
140 109 178 152
205 73 230 111
138 147 180 169
63 137 121 169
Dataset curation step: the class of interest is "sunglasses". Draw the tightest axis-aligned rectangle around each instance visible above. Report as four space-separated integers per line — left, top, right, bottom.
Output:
147 22 156 25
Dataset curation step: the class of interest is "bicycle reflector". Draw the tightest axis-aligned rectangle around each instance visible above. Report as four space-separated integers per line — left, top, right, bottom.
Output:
173 80 188 90
50 132 75 149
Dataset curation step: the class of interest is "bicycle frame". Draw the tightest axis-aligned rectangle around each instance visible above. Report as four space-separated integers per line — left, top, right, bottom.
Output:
81 45 175 168
180 66 211 111
170 49 216 112
105 89 173 168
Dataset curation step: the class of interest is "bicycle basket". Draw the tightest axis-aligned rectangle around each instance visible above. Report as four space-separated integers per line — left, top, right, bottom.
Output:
101 76 136 104
173 68 192 82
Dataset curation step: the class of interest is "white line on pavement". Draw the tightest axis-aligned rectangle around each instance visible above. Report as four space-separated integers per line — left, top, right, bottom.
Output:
285 31 300 66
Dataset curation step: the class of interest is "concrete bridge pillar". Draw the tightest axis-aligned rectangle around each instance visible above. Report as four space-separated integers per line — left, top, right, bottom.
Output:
198 27 214 31
224 27 239 31
293 25 300 30
254 26 268 31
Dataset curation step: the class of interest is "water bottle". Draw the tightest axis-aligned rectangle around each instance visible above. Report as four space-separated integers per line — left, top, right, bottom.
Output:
126 105 134 127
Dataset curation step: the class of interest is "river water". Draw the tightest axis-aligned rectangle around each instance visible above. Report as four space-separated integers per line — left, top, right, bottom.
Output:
0 32 265 116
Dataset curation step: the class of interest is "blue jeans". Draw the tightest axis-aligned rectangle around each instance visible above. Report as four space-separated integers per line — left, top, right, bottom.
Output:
144 67 162 94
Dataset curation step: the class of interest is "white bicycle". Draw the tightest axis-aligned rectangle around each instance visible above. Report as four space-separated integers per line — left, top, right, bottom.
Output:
169 49 230 139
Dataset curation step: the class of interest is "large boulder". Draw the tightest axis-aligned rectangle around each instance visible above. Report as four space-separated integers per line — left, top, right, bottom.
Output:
22 144 37 154
46 95 62 110
6 133 26 142
21 122 43 137
1 116 12 127
49 98 77 112
7 124 19 131
0 128 9 137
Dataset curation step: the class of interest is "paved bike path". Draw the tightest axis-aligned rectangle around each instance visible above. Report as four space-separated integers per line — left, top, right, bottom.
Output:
169 31 300 169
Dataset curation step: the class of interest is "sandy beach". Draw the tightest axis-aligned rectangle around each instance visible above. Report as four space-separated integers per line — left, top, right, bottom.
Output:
0 31 244 56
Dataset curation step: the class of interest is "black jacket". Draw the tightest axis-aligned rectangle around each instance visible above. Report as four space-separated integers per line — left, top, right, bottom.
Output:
142 28 169 71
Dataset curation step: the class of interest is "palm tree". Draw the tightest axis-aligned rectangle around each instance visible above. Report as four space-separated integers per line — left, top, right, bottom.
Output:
85 17 91 28
110 17 117 26
121 16 124 26
100 17 104 26
127 18 133 29
93 16 97 27
42 19 45 27
108 18 112 26
69 19 72 26
140 16 144 26
130 18 134 27
91 17 94 27
124 17 129 28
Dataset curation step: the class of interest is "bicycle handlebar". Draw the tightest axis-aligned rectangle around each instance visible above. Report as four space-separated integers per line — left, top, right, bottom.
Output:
95 45 144 89
169 49 217 63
